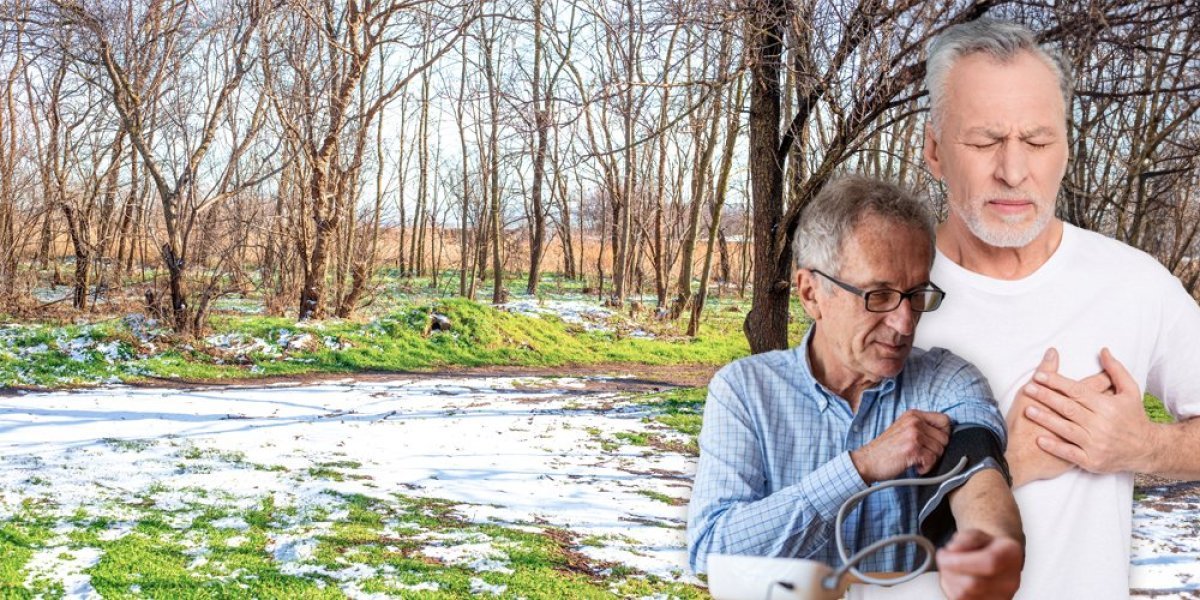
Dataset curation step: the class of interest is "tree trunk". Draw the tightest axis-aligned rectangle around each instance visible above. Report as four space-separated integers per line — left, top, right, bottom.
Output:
689 71 744 336
61 207 90 311
744 0 790 353
457 36 471 297
481 18 504 304
525 0 548 295
610 0 637 307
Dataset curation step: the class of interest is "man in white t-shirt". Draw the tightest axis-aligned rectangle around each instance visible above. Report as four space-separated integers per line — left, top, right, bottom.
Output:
914 18 1200 599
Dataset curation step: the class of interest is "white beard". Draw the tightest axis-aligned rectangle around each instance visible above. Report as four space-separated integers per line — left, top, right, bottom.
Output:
956 200 1054 248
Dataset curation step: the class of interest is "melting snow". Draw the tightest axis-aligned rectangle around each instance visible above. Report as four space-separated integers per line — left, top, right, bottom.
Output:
211 516 251 530
24 546 102 599
0 376 1189 596
500 297 657 337
1131 485 1200 597
469 577 507 595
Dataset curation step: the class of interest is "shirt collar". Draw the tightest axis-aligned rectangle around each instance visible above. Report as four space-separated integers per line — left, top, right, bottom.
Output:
795 325 899 412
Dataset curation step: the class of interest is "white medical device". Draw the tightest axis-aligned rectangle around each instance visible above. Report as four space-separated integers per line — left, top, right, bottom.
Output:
707 457 968 600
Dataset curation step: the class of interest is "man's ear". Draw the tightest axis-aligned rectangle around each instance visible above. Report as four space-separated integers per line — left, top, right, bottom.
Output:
796 269 823 321
923 124 944 181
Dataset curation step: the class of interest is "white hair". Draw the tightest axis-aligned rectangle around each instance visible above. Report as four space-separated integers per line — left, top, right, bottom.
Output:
925 18 1072 136
793 175 934 276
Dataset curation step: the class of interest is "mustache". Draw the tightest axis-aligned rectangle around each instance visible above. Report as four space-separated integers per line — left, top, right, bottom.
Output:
974 190 1038 203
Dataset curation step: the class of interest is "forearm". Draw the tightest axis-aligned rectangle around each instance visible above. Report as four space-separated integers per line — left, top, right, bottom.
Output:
947 469 1024 549
1143 417 1200 480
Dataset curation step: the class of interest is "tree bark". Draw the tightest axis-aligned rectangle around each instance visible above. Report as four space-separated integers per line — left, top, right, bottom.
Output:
525 0 548 295
743 0 790 353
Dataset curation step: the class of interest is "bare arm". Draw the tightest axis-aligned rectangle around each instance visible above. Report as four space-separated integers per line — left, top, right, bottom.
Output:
1141 417 1200 480
947 469 1023 548
936 469 1024 600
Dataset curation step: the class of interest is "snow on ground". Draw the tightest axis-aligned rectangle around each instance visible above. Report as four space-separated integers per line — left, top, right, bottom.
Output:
500 297 657 337
0 376 1192 597
0 376 694 595
1132 485 1200 597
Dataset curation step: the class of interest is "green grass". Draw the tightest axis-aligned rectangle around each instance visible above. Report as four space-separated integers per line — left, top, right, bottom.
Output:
0 511 56 594
1145 394 1173 424
630 387 707 456
0 295 762 388
636 489 686 506
0 482 706 599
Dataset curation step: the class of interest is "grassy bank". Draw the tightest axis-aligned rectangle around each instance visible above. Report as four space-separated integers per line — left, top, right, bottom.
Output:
0 296 775 389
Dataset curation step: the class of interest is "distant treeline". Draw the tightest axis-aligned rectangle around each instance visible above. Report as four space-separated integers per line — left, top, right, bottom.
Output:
0 1 1195 342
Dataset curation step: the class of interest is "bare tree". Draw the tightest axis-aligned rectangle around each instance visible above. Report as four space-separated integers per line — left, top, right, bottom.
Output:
35 0 277 332
264 0 473 320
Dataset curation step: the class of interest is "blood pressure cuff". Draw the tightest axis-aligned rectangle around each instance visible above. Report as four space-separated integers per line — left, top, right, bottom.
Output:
916 425 1010 547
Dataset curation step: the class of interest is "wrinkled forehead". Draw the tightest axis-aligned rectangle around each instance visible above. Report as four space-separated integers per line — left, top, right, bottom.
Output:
837 216 933 286
944 51 1067 117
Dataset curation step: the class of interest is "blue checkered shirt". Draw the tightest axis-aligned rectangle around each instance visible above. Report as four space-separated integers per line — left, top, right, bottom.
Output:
687 329 1006 574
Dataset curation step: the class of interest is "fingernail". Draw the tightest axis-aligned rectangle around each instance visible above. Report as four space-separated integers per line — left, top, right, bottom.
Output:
1024 383 1038 394
1043 348 1053 361
1027 406 1039 417
1034 372 1048 382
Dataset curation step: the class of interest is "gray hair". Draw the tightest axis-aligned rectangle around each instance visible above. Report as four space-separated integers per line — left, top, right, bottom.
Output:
792 175 935 276
925 18 1072 136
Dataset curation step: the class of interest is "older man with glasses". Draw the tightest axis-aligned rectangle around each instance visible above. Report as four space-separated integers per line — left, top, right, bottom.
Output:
688 175 1024 599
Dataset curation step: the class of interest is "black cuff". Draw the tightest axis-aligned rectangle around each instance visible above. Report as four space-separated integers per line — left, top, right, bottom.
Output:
917 425 1010 547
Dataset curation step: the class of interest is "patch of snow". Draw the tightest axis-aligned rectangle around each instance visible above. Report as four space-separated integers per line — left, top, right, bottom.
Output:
469 577 507 596
211 516 250 530
395 581 440 592
268 534 320 564
501 299 616 330
24 546 103 599
98 521 136 541
205 333 278 359
422 537 514 574
17 343 49 358
1131 486 1200 597
32 285 73 304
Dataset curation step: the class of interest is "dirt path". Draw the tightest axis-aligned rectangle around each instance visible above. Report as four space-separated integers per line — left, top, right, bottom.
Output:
121 363 721 393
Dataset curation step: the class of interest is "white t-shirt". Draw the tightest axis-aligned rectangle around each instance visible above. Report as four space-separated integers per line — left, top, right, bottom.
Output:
914 223 1200 599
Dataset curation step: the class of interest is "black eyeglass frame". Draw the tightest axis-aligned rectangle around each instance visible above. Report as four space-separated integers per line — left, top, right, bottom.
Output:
809 269 946 313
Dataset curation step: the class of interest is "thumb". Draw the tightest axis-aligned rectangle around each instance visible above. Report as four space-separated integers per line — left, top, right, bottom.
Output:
1039 347 1059 374
943 528 991 553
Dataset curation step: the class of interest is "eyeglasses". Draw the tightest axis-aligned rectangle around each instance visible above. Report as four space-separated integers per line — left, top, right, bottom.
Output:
810 269 946 313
